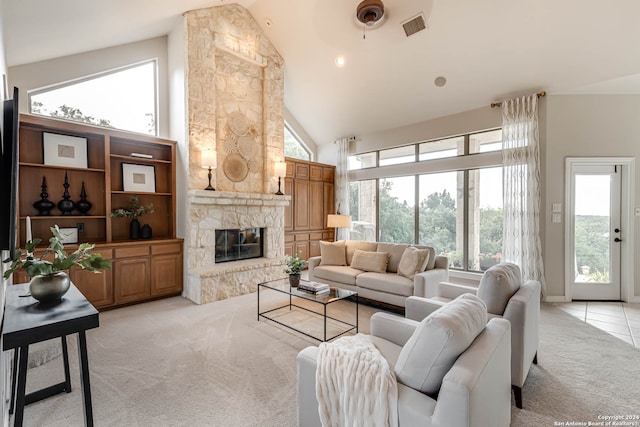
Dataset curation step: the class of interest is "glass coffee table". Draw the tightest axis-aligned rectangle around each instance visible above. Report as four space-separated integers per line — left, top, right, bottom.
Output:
257 278 358 342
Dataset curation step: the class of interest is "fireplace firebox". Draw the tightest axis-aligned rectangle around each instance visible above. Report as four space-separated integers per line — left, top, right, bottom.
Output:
215 228 264 263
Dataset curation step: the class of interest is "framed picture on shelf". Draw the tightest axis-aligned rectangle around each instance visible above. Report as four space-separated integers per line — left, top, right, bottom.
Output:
122 163 156 192
43 132 88 168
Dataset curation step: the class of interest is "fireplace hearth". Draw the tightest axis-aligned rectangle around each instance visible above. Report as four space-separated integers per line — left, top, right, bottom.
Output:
215 228 264 263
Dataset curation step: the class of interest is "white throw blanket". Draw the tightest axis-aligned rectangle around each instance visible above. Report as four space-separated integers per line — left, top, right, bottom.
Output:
316 334 398 427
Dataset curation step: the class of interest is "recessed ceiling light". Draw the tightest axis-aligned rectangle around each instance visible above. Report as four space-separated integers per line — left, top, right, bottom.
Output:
335 56 346 67
434 76 447 87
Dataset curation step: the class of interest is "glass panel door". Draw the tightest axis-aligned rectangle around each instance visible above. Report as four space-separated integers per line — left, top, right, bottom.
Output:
570 165 621 300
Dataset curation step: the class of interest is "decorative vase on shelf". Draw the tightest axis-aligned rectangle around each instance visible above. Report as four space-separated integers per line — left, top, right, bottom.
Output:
289 273 301 288
130 219 141 240
33 176 56 216
141 224 152 239
57 172 75 216
29 272 70 303
75 181 92 215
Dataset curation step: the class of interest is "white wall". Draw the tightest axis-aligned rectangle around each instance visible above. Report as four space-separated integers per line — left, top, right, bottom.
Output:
8 37 170 138
544 94 640 300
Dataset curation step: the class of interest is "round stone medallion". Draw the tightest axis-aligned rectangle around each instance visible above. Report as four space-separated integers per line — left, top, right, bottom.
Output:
223 153 249 182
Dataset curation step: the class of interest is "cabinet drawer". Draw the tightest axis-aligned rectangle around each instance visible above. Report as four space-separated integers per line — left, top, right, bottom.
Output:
309 232 323 240
285 233 295 243
151 243 181 255
115 245 150 258
295 233 310 241
323 231 333 240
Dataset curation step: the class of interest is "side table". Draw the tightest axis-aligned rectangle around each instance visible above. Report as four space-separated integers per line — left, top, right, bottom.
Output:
2 283 99 427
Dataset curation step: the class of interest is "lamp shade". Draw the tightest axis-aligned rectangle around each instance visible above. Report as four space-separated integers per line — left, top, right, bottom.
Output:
201 149 217 169
274 161 287 178
327 214 352 228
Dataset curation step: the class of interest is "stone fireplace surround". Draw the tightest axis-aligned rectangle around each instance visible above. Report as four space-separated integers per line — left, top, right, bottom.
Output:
185 190 290 304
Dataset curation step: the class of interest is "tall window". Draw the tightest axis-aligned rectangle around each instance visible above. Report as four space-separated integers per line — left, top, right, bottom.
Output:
349 180 377 241
348 129 504 273
379 176 415 243
284 125 310 161
30 61 158 135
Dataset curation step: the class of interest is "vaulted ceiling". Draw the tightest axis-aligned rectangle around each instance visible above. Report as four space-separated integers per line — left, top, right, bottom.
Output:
4 0 640 145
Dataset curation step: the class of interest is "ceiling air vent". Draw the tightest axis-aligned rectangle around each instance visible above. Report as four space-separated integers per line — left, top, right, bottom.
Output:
401 13 426 37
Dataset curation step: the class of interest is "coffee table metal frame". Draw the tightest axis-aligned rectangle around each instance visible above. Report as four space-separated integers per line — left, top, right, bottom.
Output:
257 278 358 342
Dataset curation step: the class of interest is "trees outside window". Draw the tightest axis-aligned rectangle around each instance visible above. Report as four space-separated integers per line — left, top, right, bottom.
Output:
284 126 310 161
29 61 157 135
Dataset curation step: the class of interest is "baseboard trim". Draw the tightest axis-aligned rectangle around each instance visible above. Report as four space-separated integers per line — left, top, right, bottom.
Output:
544 296 570 302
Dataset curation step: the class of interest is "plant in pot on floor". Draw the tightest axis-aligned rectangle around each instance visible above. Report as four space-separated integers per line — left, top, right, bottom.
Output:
3 225 112 303
110 195 154 239
285 250 306 288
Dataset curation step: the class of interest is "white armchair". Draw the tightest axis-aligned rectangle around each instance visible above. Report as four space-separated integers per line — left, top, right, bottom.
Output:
406 262 541 409
297 294 512 427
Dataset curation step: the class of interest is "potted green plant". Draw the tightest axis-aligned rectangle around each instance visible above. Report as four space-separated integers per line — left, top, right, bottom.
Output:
3 225 112 302
110 195 154 239
284 250 306 287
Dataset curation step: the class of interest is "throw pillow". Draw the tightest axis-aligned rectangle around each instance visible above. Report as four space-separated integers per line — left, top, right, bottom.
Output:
350 250 389 273
319 240 347 266
397 247 430 280
477 262 522 315
394 293 487 396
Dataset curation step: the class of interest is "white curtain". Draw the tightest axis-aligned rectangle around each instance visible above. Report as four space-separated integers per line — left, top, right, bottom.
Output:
335 137 351 241
501 95 546 296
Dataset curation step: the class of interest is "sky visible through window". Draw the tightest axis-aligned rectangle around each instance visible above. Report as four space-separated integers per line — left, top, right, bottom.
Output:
30 61 157 135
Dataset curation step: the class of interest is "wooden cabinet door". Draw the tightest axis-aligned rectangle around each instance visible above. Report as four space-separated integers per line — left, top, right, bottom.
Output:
284 178 294 232
309 181 325 230
284 242 295 257
323 182 335 226
294 241 309 261
114 257 150 304
70 248 114 308
294 179 310 230
309 240 321 258
151 254 182 296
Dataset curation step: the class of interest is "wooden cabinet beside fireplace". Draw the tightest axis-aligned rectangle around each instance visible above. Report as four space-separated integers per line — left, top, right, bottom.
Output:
284 158 335 261
13 114 183 310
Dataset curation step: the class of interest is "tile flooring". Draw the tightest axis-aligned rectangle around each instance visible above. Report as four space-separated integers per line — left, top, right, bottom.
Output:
553 301 640 348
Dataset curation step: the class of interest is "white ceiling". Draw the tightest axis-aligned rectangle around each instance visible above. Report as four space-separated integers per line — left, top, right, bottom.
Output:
4 0 640 145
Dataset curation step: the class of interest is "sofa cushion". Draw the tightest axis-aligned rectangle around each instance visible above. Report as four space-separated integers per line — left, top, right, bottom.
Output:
345 240 378 265
411 245 436 270
356 272 413 297
376 243 409 273
477 262 521 315
319 240 346 266
312 265 364 286
394 293 487 395
350 250 389 273
397 247 430 280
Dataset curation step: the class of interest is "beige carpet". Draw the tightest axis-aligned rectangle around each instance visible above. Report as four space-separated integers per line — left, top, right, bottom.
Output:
12 293 640 426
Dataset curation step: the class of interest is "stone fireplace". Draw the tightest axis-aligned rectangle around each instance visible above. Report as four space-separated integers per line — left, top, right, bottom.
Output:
182 5 289 304
185 191 290 304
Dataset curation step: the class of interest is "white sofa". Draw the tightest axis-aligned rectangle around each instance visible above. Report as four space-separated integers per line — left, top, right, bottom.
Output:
297 294 512 427
308 240 449 308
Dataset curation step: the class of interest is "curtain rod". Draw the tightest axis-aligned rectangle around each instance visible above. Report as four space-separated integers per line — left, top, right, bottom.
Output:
490 91 546 108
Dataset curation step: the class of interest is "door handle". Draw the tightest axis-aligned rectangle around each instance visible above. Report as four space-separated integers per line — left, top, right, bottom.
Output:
614 237 622 242
614 228 620 233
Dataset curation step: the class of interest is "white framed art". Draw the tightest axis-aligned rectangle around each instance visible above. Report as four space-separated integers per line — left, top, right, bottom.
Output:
122 163 156 192
43 132 88 168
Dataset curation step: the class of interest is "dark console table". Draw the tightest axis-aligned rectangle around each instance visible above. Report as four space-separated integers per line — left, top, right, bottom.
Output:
2 283 99 427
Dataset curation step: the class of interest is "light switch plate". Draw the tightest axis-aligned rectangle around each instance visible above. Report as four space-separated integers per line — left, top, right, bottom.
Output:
552 214 561 223
552 203 562 213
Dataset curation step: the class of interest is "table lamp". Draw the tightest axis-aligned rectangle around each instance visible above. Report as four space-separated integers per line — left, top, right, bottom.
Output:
201 149 217 191
274 161 287 195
